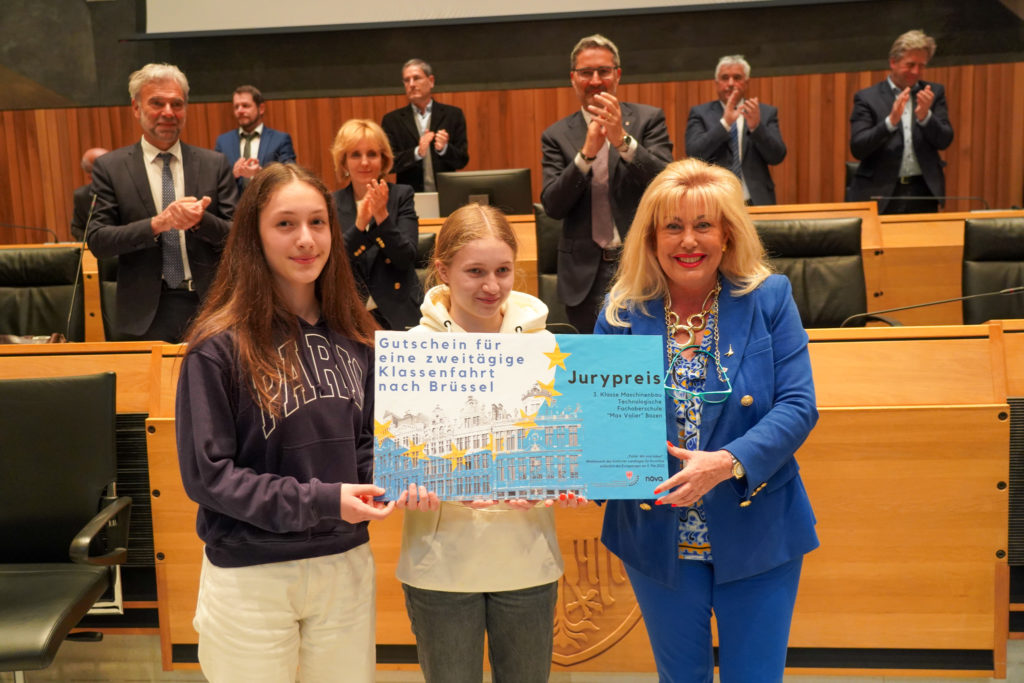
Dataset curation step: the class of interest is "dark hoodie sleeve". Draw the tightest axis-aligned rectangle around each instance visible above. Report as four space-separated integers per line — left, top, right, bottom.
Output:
176 344 342 534
357 347 375 485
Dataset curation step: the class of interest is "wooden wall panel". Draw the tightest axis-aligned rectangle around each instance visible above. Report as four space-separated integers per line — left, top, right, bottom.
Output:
2 62 1024 244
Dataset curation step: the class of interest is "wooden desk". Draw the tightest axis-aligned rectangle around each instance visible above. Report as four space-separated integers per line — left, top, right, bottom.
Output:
878 211 1024 326
0 341 158 412
144 326 1010 677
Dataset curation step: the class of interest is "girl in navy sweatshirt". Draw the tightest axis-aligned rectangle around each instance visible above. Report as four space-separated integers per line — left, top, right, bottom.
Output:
176 163 394 683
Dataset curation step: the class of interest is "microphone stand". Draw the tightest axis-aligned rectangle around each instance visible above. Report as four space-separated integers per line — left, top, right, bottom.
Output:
0 222 59 243
840 287 1024 327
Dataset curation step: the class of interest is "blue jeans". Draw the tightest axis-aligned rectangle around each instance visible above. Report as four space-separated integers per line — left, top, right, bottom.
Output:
402 581 558 683
626 557 803 683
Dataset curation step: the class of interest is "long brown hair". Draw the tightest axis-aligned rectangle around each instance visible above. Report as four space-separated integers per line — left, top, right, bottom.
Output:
185 163 378 415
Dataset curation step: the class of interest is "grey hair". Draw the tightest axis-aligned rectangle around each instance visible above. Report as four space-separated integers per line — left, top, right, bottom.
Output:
402 58 433 78
570 34 621 69
715 55 751 80
889 29 937 61
128 63 190 102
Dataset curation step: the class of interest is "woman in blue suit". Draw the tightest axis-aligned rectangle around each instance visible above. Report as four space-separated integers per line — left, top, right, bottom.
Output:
595 158 818 683
331 119 422 330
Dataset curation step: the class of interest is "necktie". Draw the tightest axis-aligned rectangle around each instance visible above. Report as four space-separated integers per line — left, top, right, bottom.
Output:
240 131 258 189
241 131 256 159
590 142 613 248
729 121 743 180
158 152 185 288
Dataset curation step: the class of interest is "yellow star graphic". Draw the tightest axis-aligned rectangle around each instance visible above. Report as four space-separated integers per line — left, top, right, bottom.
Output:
401 442 429 461
515 408 539 435
442 442 469 470
537 378 562 406
374 418 394 441
544 342 571 370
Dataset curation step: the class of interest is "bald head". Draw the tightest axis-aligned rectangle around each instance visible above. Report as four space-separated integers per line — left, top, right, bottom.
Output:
81 148 109 176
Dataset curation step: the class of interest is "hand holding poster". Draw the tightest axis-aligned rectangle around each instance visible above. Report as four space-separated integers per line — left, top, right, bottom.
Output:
373 332 667 500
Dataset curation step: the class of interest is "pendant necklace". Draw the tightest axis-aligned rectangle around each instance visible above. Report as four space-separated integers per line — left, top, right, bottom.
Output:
664 283 721 347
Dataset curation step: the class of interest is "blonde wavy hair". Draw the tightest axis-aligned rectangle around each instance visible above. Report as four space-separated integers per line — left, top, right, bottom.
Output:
329 119 394 186
603 158 770 327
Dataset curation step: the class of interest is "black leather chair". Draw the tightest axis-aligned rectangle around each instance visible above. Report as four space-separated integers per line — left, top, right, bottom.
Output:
844 161 860 202
533 203 573 330
0 246 85 341
962 217 1024 324
0 372 131 680
416 232 437 291
754 217 883 328
97 256 118 342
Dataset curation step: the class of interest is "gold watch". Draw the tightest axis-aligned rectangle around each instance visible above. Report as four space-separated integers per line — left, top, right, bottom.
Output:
731 456 746 479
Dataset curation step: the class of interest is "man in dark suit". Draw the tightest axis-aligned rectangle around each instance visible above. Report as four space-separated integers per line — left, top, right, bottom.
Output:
541 34 673 334
685 55 786 206
848 29 954 214
380 59 469 192
88 63 236 343
70 147 109 240
214 85 296 193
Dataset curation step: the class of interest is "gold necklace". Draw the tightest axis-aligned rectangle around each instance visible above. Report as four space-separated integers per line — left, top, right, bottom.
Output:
664 284 721 347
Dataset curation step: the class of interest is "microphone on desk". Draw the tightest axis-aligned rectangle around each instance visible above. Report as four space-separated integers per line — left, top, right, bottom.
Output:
839 286 1024 327
65 193 98 341
0 221 59 243
869 195 992 210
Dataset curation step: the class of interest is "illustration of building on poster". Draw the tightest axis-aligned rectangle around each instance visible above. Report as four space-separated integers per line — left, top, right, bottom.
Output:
373 332 667 501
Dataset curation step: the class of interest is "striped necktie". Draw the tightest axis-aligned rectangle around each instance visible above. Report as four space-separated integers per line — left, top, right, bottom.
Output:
157 152 185 288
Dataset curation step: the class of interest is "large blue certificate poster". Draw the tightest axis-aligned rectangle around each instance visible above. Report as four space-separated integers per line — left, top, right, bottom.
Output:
373 332 667 500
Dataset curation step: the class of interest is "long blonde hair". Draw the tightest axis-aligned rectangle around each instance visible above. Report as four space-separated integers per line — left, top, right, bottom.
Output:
604 158 770 327
426 204 520 289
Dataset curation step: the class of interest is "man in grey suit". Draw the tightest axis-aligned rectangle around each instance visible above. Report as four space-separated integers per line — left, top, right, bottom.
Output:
88 63 236 343
685 55 786 206
215 85 297 193
847 30 953 214
541 34 673 334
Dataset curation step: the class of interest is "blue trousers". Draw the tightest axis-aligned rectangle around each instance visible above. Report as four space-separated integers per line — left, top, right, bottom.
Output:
402 581 558 683
626 557 802 683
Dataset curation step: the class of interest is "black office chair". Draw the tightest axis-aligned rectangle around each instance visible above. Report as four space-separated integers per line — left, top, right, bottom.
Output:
754 217 893 328
0 372 131 681
844 161 860 202
415 232 437 291
0 246 85 341
962 218 1024 324
534 203 573 328
97 256 118 342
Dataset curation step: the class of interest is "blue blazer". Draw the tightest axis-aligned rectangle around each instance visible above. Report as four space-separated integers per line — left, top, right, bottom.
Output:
332 183 423 331
595 274 819 586
685 100 787 206
215 126 297 191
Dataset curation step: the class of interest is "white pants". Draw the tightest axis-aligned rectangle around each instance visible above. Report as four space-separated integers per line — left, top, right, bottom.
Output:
194 544 376 683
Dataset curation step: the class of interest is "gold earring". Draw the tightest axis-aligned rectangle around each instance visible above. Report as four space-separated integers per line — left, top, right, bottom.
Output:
722 244 728 253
